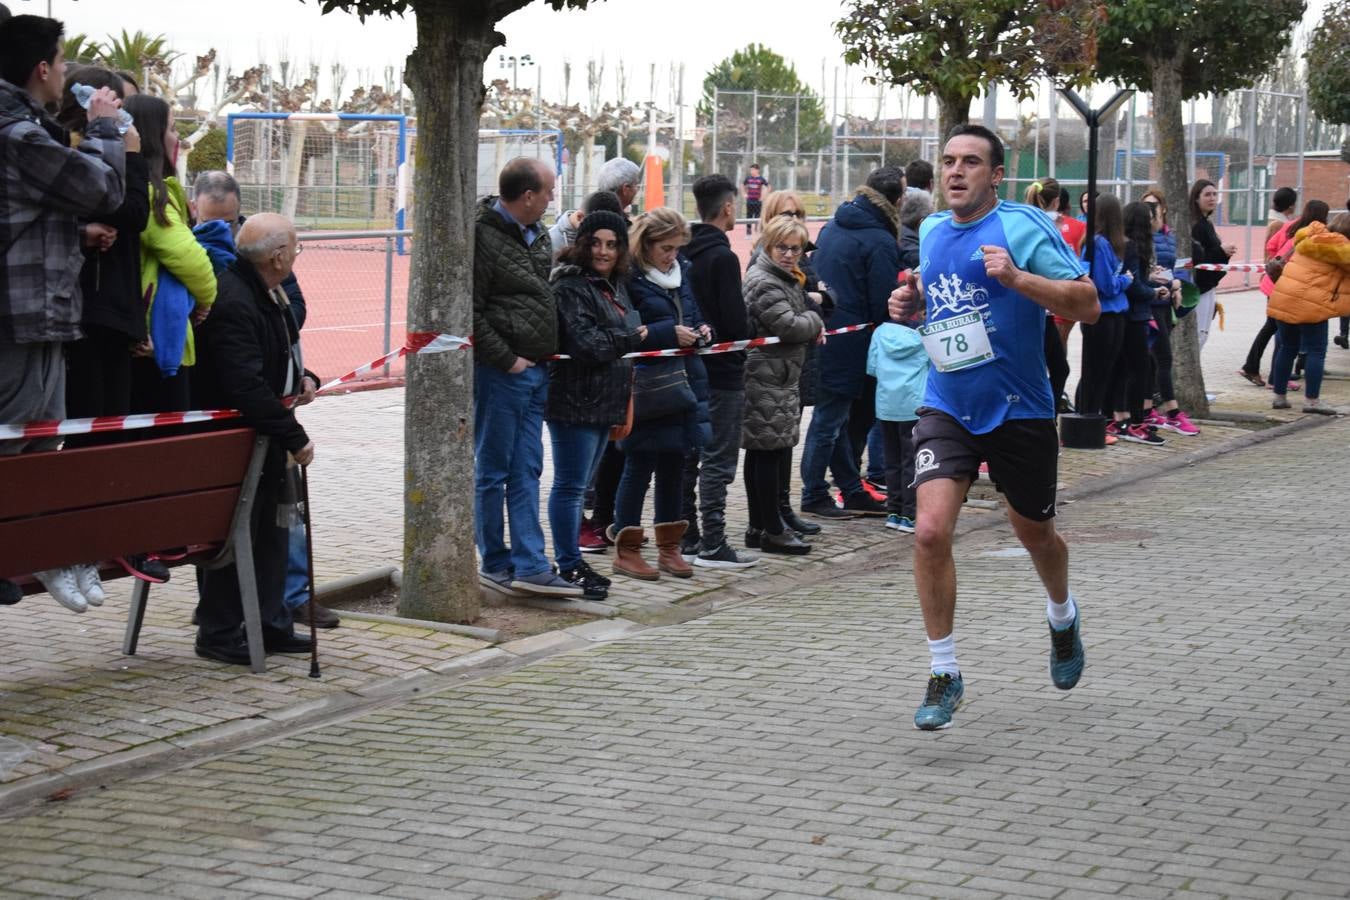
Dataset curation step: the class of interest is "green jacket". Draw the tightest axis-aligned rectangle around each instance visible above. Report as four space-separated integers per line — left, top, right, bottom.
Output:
473 197 556 371
139 176 216 367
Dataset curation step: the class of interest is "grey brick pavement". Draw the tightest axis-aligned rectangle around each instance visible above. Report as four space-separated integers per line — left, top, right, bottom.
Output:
1 417 1347 897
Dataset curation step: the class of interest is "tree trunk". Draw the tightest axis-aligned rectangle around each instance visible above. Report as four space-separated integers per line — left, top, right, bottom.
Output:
397 5 496 622
281 120 308 221
1149 54 1209 417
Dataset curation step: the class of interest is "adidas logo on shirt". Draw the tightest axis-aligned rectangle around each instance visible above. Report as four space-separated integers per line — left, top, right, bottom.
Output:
969 249 985 261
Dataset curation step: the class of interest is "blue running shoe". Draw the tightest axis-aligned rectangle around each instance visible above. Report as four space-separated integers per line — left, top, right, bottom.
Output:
1049 613 1085 689
913 672 964 730
885 514 916 533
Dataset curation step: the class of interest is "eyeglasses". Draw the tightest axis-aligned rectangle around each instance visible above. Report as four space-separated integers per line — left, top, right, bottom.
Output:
772 244 803 256
778 210 806 219
294 243 304 256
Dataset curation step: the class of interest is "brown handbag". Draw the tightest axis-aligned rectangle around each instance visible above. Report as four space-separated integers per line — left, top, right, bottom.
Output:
610 372 635 441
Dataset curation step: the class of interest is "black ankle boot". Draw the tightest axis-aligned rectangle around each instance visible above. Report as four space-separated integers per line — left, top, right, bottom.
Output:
760 530 811 555
779 505 822 535
744 527 762 549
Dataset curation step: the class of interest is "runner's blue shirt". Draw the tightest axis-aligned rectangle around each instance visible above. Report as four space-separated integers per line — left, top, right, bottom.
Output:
918 200 1086 434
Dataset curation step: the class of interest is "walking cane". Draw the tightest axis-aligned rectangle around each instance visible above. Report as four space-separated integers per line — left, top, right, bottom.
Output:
299 464 320 679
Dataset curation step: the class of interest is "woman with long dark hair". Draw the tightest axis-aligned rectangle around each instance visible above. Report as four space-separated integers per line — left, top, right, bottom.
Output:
1107 201 1169 445
1076 194 1132 445
1189 179 1236 350
1137 189 1198 435
545 211 646 599
124 94 216 412
56 67 147 438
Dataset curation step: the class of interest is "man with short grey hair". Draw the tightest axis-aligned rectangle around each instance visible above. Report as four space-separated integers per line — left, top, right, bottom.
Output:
193 212 319 665
596 157 641 211
191 170 242 229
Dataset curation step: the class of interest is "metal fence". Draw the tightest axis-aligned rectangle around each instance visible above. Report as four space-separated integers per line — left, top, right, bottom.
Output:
293 230 411 386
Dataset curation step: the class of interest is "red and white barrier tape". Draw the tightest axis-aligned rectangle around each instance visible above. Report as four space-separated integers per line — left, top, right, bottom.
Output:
0 409 242 442
1174 258 1266 273
2 323 876 440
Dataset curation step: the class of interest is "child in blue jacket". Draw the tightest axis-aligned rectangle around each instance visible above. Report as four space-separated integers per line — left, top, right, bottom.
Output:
866 321 929 533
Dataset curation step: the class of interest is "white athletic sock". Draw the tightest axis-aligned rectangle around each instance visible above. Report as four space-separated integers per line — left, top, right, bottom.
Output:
927 634 959 677
1047 592 1078 630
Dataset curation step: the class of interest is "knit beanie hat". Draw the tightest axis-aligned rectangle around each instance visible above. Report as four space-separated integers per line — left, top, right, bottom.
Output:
575 210 629 248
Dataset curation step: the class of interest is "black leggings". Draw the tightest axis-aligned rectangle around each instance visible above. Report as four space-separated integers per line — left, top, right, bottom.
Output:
1077 312 1125 418
1148 305 1175 404
744 447 792 535
1044 315 1070 405
1110 318 1151 420
1243 316 1279 376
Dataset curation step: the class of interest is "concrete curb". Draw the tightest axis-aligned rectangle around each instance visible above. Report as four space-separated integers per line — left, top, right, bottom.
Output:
0 414 1334 817
315 566 396 606
336 609 503 644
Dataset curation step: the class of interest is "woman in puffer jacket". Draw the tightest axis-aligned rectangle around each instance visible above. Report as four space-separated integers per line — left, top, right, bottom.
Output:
612 208 713 581
741 214 824 555
546 211 647 600
1268 213 1350 415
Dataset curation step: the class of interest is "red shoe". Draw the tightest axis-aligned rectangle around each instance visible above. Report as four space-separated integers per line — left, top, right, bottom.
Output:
579 519 610 553
860 477 888 503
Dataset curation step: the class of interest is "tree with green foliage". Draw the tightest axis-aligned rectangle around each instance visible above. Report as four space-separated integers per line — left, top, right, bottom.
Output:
1306 0 1350 127
62 34 103 66
697 44 830 171
309 0 605 624
97 30 177 73
834 1 1095 152
1097 0 1305 416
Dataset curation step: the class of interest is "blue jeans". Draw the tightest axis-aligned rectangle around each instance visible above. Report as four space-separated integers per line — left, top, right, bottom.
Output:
615 450 685 529
1272 320 1328 400
799 388 862 506
547 422 609 571
474 362 550 578
284 522 307 611
866 421 886 483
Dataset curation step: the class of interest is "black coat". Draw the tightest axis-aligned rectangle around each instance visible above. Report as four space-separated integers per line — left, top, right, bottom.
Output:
621 261 712 454
78 152 149 341
546 265 643 427
1191 216 1230 294
682 223 748 391
193 258 310 455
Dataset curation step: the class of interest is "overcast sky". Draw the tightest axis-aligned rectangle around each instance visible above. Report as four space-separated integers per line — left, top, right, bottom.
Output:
21 0 1338 114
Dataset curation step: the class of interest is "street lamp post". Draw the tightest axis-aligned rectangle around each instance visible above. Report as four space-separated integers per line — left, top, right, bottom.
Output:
498 54 535 92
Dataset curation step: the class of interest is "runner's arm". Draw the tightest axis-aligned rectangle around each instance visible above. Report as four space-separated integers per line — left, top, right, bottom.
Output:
1011 271 1098 323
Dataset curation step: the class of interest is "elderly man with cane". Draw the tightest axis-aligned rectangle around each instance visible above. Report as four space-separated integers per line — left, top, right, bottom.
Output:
192 212 319 666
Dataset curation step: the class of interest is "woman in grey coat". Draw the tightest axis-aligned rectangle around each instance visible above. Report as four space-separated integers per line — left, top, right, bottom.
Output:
741 215 824 555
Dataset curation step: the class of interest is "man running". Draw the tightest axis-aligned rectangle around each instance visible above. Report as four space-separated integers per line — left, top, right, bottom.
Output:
889 125 1099 730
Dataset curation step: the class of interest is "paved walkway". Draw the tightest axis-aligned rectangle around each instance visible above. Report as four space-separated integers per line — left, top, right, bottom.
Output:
1 411 1346 898
0 290 1346 795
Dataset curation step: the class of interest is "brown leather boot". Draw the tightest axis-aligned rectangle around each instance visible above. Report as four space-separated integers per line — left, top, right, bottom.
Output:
654 521 694 578
612 526 659 581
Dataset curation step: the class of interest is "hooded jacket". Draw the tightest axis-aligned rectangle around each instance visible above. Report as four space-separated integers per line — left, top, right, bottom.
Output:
139 177 217 367
682 222 749 391
546 263 643 427
1268 222 1350 325
473 196 557 371
741 254 822 451
0 79 126 344
810 186 902 399
866 322 928 422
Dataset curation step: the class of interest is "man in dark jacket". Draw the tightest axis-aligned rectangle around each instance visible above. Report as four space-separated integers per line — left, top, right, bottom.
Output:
474 158 582 599
678 174 758 569
192 213 316 665
800 167 904 518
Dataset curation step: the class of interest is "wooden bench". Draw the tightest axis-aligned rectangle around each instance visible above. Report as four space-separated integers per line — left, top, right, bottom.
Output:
0 428 273 672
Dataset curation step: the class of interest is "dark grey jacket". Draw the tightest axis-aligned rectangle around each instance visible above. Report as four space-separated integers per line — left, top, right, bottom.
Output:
741 255 823 451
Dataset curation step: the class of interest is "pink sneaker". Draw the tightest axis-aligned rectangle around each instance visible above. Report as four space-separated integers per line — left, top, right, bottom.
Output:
578 519 610 553
1142 409 1168 429
1105 420 1127 439
1159 410 1199 436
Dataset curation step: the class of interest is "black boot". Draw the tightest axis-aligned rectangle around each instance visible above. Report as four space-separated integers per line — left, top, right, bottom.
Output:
760 530 811 555
745 527 762 549
779 504 821 535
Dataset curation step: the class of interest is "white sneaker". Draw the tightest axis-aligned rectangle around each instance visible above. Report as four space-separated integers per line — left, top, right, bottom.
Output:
73 565 105 607
32 568 88 613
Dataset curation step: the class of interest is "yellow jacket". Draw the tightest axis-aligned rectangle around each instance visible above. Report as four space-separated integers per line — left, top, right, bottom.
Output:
139 177 216 366
1268 222 1350 325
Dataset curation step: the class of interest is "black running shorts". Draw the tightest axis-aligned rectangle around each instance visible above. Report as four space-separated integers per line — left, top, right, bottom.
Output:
910 407 1059 521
